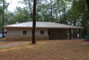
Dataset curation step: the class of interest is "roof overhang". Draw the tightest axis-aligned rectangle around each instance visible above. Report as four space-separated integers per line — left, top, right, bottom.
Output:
4 26 84 30
4 22 84 30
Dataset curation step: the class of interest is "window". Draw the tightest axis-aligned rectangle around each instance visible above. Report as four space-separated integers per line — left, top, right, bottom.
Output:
40 31 44 35
23 30 27 35
5 31 7 34
48 32 50 35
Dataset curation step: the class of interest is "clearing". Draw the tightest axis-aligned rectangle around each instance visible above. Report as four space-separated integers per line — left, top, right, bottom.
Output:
0 39 89 60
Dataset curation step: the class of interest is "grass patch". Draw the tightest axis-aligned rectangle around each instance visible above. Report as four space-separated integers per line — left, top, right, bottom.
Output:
0 47 7 50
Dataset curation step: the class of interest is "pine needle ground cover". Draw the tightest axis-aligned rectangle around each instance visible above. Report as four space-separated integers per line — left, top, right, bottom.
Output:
0 40 89 60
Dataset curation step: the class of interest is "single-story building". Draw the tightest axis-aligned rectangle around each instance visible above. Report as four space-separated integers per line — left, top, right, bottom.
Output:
4 22 83 41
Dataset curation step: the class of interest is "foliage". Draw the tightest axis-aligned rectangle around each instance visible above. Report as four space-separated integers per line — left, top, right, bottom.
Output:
0 0 9 32
0 0 89 31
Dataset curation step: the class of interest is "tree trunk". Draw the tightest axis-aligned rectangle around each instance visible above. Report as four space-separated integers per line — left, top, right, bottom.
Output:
86 0 89 9
85 0 89 37
32 0 37 44
50 0 53 22
2 0 5 37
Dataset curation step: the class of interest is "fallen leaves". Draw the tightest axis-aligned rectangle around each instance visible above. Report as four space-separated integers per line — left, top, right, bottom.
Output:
0 40 89 60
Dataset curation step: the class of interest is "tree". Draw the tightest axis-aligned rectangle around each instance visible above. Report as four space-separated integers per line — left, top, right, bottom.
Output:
0 0 9 36
86 0 89 9
2 0 5 37
15 7 31 22
32 0 37 44
1 0 88 38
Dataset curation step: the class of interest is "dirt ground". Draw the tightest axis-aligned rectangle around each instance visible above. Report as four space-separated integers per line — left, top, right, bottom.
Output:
0 39 89 60
0 38 5 40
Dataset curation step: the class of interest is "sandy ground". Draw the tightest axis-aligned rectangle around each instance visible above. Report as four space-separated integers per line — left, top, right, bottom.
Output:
0 40 89 60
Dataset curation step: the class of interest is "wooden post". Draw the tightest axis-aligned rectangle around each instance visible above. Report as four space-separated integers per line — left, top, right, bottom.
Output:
79 29 81 39
83 27 87 38
2 0 5 37
69 29 71 39
83 28 85 38
32 0 37 44
73 30 75 39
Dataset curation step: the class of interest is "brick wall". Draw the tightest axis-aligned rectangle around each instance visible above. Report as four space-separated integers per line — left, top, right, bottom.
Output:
6 35 49 41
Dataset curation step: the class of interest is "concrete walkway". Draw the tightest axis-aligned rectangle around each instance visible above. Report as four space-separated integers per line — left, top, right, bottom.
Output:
0 42 23 48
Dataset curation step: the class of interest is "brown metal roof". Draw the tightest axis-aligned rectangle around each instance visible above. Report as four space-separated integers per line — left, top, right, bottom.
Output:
4 22 83 29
